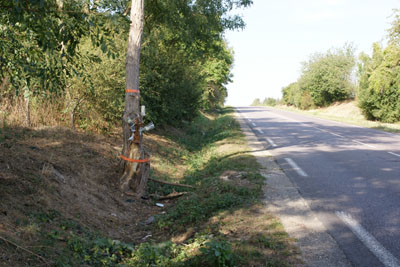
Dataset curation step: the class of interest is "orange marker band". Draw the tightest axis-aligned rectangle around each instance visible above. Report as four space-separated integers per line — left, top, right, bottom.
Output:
120 155 149 163
125 89 140 93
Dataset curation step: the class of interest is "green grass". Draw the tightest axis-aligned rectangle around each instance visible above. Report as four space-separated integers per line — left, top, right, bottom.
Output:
2 107 299 266
153 108 264 233
146 107 299 266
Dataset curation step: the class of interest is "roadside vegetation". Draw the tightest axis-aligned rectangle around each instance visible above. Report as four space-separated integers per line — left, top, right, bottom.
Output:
0 1 302 266
253 10 400 125
0 0 244 131
252 97 280 107
0 108 300 266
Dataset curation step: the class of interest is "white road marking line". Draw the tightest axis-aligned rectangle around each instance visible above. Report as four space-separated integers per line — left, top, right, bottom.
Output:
328 132 344 138
313 127 327 132
352 140 377 148
284 158 308 177
257 129 264 134
266 112 299 122
266 137 277 147
316 128 378 149
252 122 256 126
336 211 400 267
388 152 400 158
248 119 252 122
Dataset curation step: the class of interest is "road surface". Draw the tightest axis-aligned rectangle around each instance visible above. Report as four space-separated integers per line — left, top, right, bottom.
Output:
237 106 400 267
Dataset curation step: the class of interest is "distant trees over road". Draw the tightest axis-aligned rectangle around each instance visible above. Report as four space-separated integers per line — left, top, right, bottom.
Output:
255 10 400 123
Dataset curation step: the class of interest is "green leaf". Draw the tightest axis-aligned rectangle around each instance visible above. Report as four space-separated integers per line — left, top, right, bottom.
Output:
101 43 107 53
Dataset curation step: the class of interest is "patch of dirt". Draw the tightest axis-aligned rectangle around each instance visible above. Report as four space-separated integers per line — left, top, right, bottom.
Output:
219 170 254 188
0 126 170 256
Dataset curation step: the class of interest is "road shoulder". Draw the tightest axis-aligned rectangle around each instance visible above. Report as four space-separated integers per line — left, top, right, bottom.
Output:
235 110 352 267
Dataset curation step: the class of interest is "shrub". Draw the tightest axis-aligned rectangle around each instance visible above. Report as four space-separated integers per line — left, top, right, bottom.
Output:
358 43 400 122
262 97 278 106
283 45 355 110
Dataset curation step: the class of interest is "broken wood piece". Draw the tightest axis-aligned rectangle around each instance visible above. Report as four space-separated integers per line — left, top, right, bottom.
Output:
149 177 195 189
149 192 188 200
171 228 195 244
0 236 50 266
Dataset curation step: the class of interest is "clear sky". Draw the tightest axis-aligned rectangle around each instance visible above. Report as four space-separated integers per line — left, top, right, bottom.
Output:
225 0 400 106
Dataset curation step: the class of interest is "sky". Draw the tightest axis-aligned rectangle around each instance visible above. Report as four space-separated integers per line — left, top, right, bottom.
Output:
225 0 400 106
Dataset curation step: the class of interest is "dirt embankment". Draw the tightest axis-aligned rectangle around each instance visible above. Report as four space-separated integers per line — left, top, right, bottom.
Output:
0 126 176 264
1 110 301 266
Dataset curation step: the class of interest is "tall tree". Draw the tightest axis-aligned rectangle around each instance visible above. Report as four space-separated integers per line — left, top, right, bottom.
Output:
119 0 149 197
118 0 253 196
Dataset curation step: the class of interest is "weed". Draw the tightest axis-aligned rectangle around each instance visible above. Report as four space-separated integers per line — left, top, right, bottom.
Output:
30 209 60 223
1 108 299 266
200 239 235 267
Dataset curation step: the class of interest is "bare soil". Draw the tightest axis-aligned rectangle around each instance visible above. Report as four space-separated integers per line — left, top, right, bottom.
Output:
0 125 179 264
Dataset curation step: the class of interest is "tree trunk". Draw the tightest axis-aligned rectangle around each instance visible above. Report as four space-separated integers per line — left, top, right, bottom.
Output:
70 97 83 130
25 96 31 127
120 0 148 198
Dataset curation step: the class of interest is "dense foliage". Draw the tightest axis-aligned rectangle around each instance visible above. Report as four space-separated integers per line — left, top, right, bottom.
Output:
357 43 400 122
251 97 278 107
1 0 252 129
278 10 400 123
356 10 400 123
0 0 118 94
282 45 356 109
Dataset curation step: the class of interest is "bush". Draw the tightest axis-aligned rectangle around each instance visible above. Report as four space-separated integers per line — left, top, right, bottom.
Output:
251 98 261 106
282 82 300 107
283 45 355 110
299 91 315 110
262 97 278 106
140 36 203 126
358 43 400 122
300 45 355 107
200 239 235 267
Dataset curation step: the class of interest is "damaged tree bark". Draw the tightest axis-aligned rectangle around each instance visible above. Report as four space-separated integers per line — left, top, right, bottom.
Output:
120 0 149 198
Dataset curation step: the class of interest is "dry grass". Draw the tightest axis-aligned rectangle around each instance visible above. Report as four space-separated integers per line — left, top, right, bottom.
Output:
0 97 67 128
145 133 189 182
0 126 160 241
0 107 300 266
214 205 301 266
0 124 181 265
203 127 301 266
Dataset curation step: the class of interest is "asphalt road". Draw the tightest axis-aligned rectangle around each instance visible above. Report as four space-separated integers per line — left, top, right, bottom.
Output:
236 106 400 267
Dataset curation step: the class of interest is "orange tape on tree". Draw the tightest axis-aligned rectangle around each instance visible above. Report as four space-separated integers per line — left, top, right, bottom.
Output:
125 89 140 93
120 155 149 163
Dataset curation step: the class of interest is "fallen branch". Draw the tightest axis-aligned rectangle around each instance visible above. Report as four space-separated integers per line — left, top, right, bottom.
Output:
0 236 50 266
150 191 188 200
149 178 195 189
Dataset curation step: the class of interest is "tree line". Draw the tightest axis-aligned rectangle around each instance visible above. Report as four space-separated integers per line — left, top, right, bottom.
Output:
0 0 252 130
277 11 400 123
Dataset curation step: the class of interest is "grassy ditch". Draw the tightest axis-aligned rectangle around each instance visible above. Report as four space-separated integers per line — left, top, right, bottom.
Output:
0 107 299 266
